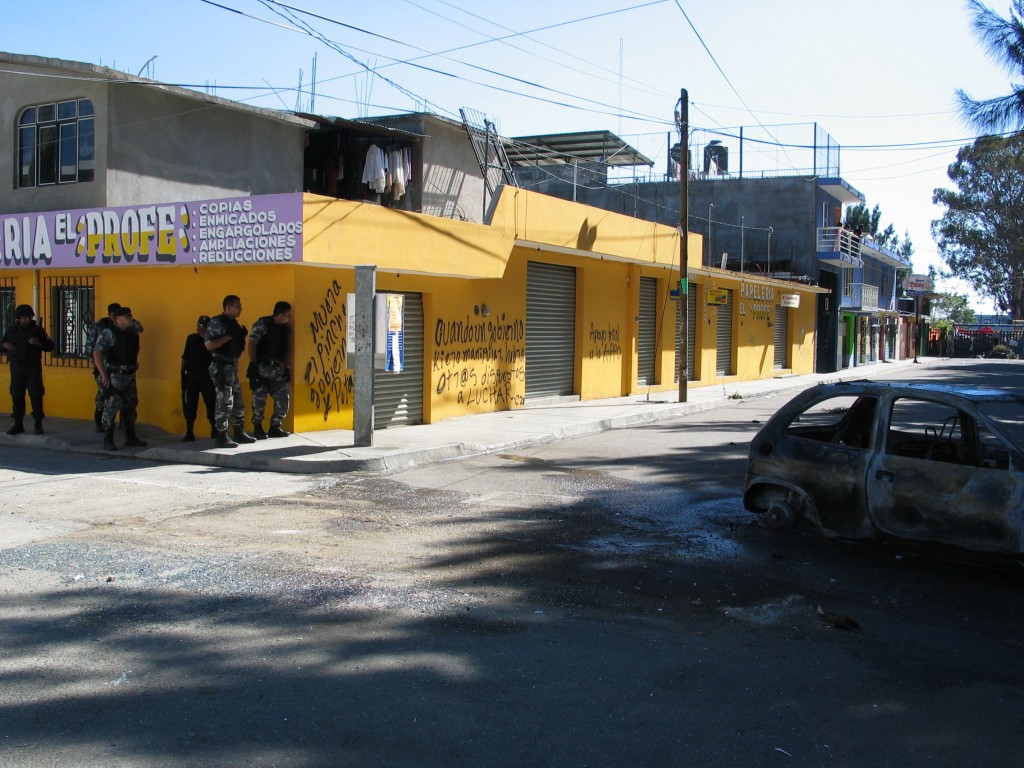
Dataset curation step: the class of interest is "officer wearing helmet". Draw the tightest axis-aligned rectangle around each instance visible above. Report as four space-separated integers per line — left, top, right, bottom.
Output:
1 304 55 435
180 314 216 442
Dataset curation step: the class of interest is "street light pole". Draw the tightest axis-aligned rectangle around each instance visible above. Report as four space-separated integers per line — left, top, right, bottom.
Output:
767 226 773 277
706 203 714 267
740 215 745 274
677 88 689 403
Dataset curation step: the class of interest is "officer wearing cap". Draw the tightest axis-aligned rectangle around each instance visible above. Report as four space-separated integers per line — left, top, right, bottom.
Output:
93 306 147 450
205 294 255 448
1 304 55 435
86 302 143 432
180 314 216 442
247 301 293 439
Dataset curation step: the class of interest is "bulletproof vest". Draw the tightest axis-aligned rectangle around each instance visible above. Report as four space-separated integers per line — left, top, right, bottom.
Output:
88 317 115 353
255 317 290 362
105 327 140 367
214 314 246 359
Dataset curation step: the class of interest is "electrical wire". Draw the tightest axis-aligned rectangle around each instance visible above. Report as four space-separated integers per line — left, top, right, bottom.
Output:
201 0 674 125
400 0 671 101
671 0 799 171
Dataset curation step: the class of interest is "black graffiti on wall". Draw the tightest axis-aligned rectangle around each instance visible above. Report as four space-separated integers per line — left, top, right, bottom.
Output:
587 322 622 359
432 313 526 407
304 279 354 420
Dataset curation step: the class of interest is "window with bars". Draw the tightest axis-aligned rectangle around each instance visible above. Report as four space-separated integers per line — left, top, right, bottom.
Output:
43 276 95 367
0 281 15 334
17 98 96 188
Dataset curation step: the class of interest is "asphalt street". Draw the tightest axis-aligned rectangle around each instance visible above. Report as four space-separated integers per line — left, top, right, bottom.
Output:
1 359 1023 767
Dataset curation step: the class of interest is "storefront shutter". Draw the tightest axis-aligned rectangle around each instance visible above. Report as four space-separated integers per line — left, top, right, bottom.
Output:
715 289 733 376
526 261 576 399
374 292 423 427
637 277 657 386
773 304 789 369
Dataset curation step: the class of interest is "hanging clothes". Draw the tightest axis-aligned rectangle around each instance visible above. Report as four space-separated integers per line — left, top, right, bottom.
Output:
362 145 387 193
388 149 406 200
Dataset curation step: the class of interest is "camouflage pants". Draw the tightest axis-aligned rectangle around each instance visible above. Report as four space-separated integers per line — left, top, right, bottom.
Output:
100 372 138 431
93 371 106 412
209 358 245 433
251 361 290 427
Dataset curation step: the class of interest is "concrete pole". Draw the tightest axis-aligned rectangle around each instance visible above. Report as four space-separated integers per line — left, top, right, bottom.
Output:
678 89 689 403
354 265 376 446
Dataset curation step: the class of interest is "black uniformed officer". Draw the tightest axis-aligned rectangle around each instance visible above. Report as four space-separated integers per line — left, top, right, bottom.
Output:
247 301 292 439
1 304 55 435
181 315 216 442
205 295 255 448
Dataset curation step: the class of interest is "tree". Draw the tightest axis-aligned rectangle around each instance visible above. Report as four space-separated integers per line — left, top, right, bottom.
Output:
843 203 898 249
932 134 1024 319
957 0 1024 132
930 292 977 325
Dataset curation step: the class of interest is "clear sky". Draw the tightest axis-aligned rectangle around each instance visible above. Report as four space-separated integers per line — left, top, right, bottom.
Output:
4 0 1011 310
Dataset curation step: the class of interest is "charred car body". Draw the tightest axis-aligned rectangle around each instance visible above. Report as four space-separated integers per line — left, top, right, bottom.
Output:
743 381 1024 562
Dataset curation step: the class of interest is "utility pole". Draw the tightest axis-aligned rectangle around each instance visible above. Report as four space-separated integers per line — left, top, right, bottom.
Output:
678 89 689 403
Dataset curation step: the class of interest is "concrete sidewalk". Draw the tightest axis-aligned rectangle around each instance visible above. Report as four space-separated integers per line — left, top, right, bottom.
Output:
0 359 932 474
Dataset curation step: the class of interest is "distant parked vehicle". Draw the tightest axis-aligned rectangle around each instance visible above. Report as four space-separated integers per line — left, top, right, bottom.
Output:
743 381 1024 565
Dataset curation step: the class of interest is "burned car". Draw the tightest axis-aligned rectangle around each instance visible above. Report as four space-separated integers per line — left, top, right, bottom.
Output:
743 381 1024 561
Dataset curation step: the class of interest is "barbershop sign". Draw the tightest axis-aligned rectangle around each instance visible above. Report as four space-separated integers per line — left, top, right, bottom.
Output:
1 192 303 269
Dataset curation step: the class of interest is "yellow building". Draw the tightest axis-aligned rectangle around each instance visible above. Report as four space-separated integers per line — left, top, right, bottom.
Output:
1 187 822 436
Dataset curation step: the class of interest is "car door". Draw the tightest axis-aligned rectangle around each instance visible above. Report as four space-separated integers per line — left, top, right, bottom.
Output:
866 396 1023 553
772 394 876 537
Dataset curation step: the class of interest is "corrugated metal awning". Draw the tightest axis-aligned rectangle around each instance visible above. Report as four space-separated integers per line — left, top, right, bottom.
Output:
507 130 653 167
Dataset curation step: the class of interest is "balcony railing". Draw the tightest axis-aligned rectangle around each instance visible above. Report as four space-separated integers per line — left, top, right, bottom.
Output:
843 282 879 310
817 226 863 268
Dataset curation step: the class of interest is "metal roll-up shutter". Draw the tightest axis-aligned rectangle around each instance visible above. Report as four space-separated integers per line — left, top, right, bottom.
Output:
673 284 698 383
638 277 657 385
526 261 576 399
374 292 423 427
687 286 697 381
715 289 733 376
773 304 790 369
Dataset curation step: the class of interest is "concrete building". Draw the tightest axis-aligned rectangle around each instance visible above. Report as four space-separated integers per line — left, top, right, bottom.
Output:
1 52 822 438
512 123 915 373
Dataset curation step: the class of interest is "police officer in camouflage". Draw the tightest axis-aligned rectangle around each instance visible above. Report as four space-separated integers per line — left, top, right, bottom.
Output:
92 306 147 450
87 302 143 432
205 295 255 448
247 301 293 439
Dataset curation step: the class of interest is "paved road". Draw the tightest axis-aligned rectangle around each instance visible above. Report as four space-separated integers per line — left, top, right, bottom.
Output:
1 359 1023 767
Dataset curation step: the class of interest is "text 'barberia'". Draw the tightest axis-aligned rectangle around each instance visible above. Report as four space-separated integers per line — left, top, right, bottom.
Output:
2 204 191 266
1 197 301 267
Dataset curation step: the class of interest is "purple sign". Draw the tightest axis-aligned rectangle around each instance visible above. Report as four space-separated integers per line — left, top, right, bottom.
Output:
1 193 303 269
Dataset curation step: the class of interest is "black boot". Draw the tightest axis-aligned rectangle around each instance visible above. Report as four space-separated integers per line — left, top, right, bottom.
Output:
267 425 290 438
252 423 268 440
103 428 117 450
215 430 238 448
233 428 257 444
7 420 24 436
33 419 44 435
94 409 104 433
183 420 196 442
124 428 148 447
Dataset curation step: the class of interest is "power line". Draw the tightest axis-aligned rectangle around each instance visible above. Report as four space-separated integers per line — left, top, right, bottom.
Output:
671 0 798 171
400 0 671 101
202 0 674 125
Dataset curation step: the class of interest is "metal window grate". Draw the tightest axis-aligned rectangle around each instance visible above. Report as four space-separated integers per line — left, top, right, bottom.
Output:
42 275 95 367
0 280 15 333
